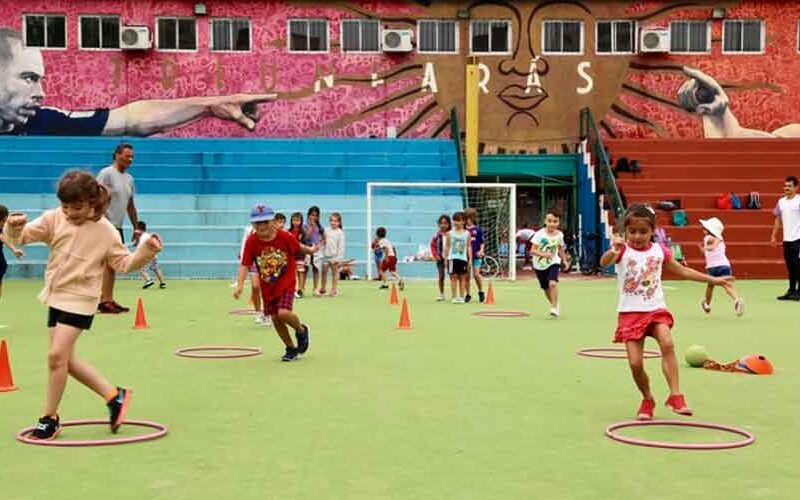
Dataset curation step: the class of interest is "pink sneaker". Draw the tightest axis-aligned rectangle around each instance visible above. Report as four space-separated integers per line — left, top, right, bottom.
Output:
314 289 325 297
665 394 693 416
637 398 655 420
329 288 338 297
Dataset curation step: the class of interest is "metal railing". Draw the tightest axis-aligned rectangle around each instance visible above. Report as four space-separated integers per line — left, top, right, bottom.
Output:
580 107 625 223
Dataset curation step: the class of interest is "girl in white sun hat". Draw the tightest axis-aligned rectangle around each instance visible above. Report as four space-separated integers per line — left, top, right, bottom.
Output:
699 217 744 316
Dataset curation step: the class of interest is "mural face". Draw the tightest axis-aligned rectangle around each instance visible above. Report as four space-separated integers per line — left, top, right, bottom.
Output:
0 0 799 142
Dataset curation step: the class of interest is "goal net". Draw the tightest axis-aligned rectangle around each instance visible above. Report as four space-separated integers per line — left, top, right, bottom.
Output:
366 182 516 280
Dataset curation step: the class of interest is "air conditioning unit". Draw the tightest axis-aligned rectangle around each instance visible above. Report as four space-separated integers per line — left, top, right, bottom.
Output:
639 29 669 52
120 26 151 50
382 29 413 52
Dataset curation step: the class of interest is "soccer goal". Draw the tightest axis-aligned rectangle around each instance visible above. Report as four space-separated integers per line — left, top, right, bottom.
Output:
366 182 517 281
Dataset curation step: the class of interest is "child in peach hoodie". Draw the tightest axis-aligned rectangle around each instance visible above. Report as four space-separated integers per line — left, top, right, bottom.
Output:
3 170 162 440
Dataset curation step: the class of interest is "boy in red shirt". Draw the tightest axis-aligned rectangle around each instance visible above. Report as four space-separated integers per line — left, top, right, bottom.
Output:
234 203 317 361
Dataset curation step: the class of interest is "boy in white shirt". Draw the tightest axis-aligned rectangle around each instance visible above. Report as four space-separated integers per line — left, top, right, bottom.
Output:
376 227 404 291
530 209 570 317
132 221 166 290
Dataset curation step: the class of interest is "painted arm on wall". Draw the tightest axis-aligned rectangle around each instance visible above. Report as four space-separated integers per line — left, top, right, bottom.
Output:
103 94 277 136
679 67 800 138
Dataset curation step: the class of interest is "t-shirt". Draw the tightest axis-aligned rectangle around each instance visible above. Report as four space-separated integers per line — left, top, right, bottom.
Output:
703 235 730 269
531 229 564 271
303 223 324 245
774 195 800 242
468 225 484 257
378 238 395 257
516 228 535 242
241 229 300 300
97 165 135 228
323 227 345 261
615 243 672 312
448 230 470 262
3 107 110 136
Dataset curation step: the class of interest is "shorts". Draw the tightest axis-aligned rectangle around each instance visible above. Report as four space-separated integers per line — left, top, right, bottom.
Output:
380 255 398 273
448 259 468 276
147 258 160 274
263 289 295 317
472 258 483 269
310 252 324 271
614 309 674 343
534 264 560 290
115 227 124 243
295 256 307 270
0 260 7 283
706 265 733 278
48 307 94 330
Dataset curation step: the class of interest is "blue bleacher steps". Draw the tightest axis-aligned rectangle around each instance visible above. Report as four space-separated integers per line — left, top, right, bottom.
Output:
0 137 461 279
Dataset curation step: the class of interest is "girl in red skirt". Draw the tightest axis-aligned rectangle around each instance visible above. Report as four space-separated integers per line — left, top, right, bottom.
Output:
599 204 732 420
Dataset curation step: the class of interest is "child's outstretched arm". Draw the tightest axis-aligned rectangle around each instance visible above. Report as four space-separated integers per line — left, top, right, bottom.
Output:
106 232 162 274
599 234 626 267
2 211 55 247
664 256 732 289
0 232 24 258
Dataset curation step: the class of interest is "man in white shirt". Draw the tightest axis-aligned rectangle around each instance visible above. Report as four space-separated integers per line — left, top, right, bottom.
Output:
771 176 800 300
97 144 138 313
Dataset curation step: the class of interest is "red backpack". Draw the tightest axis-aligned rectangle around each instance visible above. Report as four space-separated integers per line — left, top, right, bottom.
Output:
716 193 733 210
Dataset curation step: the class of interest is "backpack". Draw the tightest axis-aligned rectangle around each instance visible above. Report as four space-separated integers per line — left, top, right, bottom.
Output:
729 192 742 210
716 193 732 210
655 227 670 244
672 210 688 226
670 243 685 262
747 191 762 210
629 160 642 175
615 157 630 173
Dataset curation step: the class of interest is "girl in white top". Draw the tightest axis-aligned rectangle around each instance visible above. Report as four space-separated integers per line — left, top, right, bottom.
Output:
599 204 731 421
320 212 346 297
240 224 269 326
699 217 743 316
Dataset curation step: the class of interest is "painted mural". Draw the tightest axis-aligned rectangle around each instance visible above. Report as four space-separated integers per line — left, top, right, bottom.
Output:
1 0 800 147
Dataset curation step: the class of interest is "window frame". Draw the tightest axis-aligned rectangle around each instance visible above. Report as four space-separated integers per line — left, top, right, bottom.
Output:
721 19 765 54
155 16 198 52
595 19 636 55
78 14 121 51
22 13 68 50
209 17 252 52
287 18 330 54
417 19 459 54
340 18 381 54
669 20 711 54
542 19 585 55
469 19 512 55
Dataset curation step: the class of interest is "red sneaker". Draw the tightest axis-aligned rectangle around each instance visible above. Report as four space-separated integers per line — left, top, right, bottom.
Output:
637 398 655 420
97 301 120 314
665 394 693 416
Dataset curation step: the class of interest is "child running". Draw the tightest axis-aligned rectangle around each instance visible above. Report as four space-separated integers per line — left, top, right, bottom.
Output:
699 217 744 316
464 207 485 303
240 223 269 326
376 227 404 290
445 212 472 304
599 204 732 420
320 212 345 296
430 214 451 301
132 221 166 290
3 170 162 440
289 212 307 298
234 203 316 362
303 206 325 296
531 208 569 317
1 204 25 326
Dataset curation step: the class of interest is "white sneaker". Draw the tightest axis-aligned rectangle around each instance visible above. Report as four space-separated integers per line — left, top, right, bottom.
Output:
262 316 273 327
255 314 266 325
701 300 711 314
734 298 744 317
436 295 445 302
550 307 560 318
452 297 464 304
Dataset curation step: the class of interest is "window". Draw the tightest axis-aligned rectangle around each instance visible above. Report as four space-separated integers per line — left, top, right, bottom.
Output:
288 19 328 52
156 17 197 51
470 20 511 54
670 20 709 52
418 20 458 53
23 14 66 48
596 20 634 54
79 15 120 49
723 20 763 53
341 19 380 52
210 18 251 51
543 20 583 54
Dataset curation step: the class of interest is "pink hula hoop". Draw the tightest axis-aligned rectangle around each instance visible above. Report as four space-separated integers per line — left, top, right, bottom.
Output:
577 347 661 359
17 419 168 447
175 345 263 359
605 420 755 450
472 311 531 318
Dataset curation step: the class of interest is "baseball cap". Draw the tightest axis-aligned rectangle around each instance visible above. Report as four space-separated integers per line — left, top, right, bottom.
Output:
250 203 275 223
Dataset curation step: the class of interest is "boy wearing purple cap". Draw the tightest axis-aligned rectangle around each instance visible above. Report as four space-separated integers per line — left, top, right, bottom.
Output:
234 203 318 361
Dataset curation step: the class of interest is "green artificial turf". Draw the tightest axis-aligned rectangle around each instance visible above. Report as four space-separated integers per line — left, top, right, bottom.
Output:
0 278 798 500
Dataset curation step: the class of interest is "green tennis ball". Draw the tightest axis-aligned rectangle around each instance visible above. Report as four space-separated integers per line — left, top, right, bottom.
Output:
685 345 709 367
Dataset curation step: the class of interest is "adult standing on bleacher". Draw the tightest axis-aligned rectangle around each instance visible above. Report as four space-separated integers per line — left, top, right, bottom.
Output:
97 143 138 314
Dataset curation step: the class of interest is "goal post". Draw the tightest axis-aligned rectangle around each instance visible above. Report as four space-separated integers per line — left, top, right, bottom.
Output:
366 182 517 281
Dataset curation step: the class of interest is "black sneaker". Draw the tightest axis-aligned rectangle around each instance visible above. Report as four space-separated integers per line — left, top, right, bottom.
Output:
296 324 310 354
281 346 300 362
478 291 485 303
107 387 132 433
379 284 389 289
159 283 166 289
297 290 304 298
112 301 130 313
97 301 120 314
31 415 61 440
465 294 472 303
143 280 155 289
777 290 797 300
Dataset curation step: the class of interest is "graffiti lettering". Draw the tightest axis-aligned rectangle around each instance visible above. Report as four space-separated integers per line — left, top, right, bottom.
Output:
525 57 543 95
478 63 490 95
161 58 179 90
577 62 593 95
421 62 438 93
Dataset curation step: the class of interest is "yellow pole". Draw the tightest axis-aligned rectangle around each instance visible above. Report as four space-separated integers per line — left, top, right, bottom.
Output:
465 56 479 177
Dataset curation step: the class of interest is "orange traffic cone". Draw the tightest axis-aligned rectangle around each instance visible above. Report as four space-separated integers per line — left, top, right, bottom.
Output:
397 298 412 330
389 282 399 305
0 339 18 392
133 298 149 330
485 282 495 305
